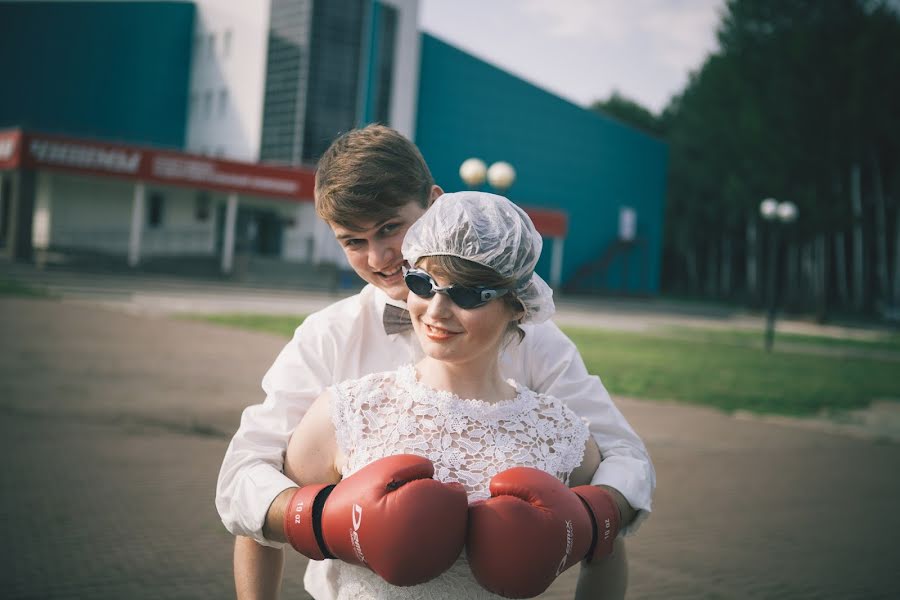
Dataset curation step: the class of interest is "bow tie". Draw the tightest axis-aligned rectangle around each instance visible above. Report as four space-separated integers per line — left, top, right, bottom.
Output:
383 304 413 335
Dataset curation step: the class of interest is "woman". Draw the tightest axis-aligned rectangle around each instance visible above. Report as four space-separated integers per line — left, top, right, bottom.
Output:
283 192 604 599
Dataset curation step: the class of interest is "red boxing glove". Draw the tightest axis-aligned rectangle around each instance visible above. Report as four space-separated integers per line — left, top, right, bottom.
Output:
284 454 468 586
467 467 621 598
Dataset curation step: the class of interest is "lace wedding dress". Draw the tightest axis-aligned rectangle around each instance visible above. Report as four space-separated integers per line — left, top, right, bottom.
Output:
328 363 590 600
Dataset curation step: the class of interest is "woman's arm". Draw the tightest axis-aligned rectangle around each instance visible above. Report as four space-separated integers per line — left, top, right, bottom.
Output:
569 436 601 488
260 391 342 543
283 389 342 486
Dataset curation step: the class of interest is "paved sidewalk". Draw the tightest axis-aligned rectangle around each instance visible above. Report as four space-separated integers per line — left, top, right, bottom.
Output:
5 261 897 341
1 296 898 599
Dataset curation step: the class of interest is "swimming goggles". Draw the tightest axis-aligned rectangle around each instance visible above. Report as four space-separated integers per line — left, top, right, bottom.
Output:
403 267 509 309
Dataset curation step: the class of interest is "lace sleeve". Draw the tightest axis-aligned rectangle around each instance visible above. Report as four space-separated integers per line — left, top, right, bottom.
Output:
328 383 354 465
329 372 394 471
539 393 591 484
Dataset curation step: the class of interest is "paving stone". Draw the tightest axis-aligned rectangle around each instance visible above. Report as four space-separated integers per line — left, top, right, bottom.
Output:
1 296 898 599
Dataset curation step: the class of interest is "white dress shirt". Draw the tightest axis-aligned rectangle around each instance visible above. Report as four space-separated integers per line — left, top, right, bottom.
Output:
215 284 655 599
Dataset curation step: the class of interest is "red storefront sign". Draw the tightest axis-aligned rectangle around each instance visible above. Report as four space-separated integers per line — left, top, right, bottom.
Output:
1 128 316 201
1 128 568 238
523 206 568 237
0 129 22 170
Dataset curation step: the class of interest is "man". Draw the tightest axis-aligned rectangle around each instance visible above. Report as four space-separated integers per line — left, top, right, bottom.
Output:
216 124 655 599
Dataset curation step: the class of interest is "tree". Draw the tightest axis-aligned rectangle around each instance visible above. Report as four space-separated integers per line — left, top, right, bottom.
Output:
659 0 900 316
590 91 664 137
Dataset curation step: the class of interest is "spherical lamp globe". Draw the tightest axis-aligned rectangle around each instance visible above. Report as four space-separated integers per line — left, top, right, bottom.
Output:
776 201 798 223
487 161 516 192
459 158 487 187
759 198 779 221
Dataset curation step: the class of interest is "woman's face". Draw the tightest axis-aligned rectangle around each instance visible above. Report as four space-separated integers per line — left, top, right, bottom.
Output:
407 268 517 368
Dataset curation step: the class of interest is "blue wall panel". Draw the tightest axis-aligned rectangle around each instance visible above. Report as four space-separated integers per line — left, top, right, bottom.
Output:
0 1 194 148
416 34 667 294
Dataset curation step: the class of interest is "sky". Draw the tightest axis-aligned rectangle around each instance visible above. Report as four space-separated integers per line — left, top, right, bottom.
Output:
419 0 725 115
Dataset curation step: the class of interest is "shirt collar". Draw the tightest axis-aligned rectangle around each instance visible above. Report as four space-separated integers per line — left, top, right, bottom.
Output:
372 285 408 314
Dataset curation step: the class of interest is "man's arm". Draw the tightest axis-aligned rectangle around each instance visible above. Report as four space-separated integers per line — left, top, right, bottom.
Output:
232 389 343 600
216 315 336 543
261 488 295 543
599 485 637 531
230 488 296 600
559 436 631 598
574 538 628 600
522 320 655 533
216 316 338 600
235 536 285 600
570 437 638 530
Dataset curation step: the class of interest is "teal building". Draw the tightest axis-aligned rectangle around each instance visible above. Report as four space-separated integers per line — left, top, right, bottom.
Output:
416 34 668 294
0 1 195 149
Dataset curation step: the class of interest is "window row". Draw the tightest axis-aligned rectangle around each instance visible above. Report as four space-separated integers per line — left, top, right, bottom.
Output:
190 89 229 118
194 29 233 59
146 192 213 228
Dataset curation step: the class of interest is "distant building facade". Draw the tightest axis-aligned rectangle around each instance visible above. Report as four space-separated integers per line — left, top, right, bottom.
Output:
0 0 667 294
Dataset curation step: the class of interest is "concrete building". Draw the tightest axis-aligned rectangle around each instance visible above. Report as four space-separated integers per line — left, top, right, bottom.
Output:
0 0 667 294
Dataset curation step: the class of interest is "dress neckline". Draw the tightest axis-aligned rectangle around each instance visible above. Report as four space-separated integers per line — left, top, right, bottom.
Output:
396 363 527 409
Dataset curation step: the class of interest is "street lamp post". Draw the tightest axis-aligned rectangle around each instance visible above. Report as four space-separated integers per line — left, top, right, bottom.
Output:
760 198 798 352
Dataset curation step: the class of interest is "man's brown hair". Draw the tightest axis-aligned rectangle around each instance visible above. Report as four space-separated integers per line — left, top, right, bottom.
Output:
315 124 434 229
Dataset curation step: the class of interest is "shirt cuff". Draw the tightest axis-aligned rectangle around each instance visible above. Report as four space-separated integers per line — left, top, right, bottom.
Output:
590 457 653 537
238 464 298 548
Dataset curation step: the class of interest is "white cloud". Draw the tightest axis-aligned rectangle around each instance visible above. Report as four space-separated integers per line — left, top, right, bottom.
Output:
521 0 629 40
420 0 724 113
641 1 723 70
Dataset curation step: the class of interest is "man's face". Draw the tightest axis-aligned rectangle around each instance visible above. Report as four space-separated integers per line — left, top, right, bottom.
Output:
330 200 429 301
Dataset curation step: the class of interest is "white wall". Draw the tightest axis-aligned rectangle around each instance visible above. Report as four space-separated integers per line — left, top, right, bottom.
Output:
48 173 217 257
381 0 422 140
32 172 53 250
186 0 272 161
280 202 348 267
41 170 352 266
281 202 317 262
50 173 135 253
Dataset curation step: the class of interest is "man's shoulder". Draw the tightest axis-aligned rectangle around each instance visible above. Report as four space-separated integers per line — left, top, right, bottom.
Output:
519 319 570 347
303 285 379 328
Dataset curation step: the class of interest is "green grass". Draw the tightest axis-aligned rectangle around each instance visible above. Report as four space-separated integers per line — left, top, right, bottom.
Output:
189 313 900 417
0 279 52 298
661 325 900 353
185 313 306 337
563 327 899 416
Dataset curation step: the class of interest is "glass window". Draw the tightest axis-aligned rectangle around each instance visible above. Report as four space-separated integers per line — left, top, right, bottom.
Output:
195 193 211 222
301 0 365 162
147 192 165 228
374 5 398 124
224 30 233 57
219 89 228 116
259 0 313 163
